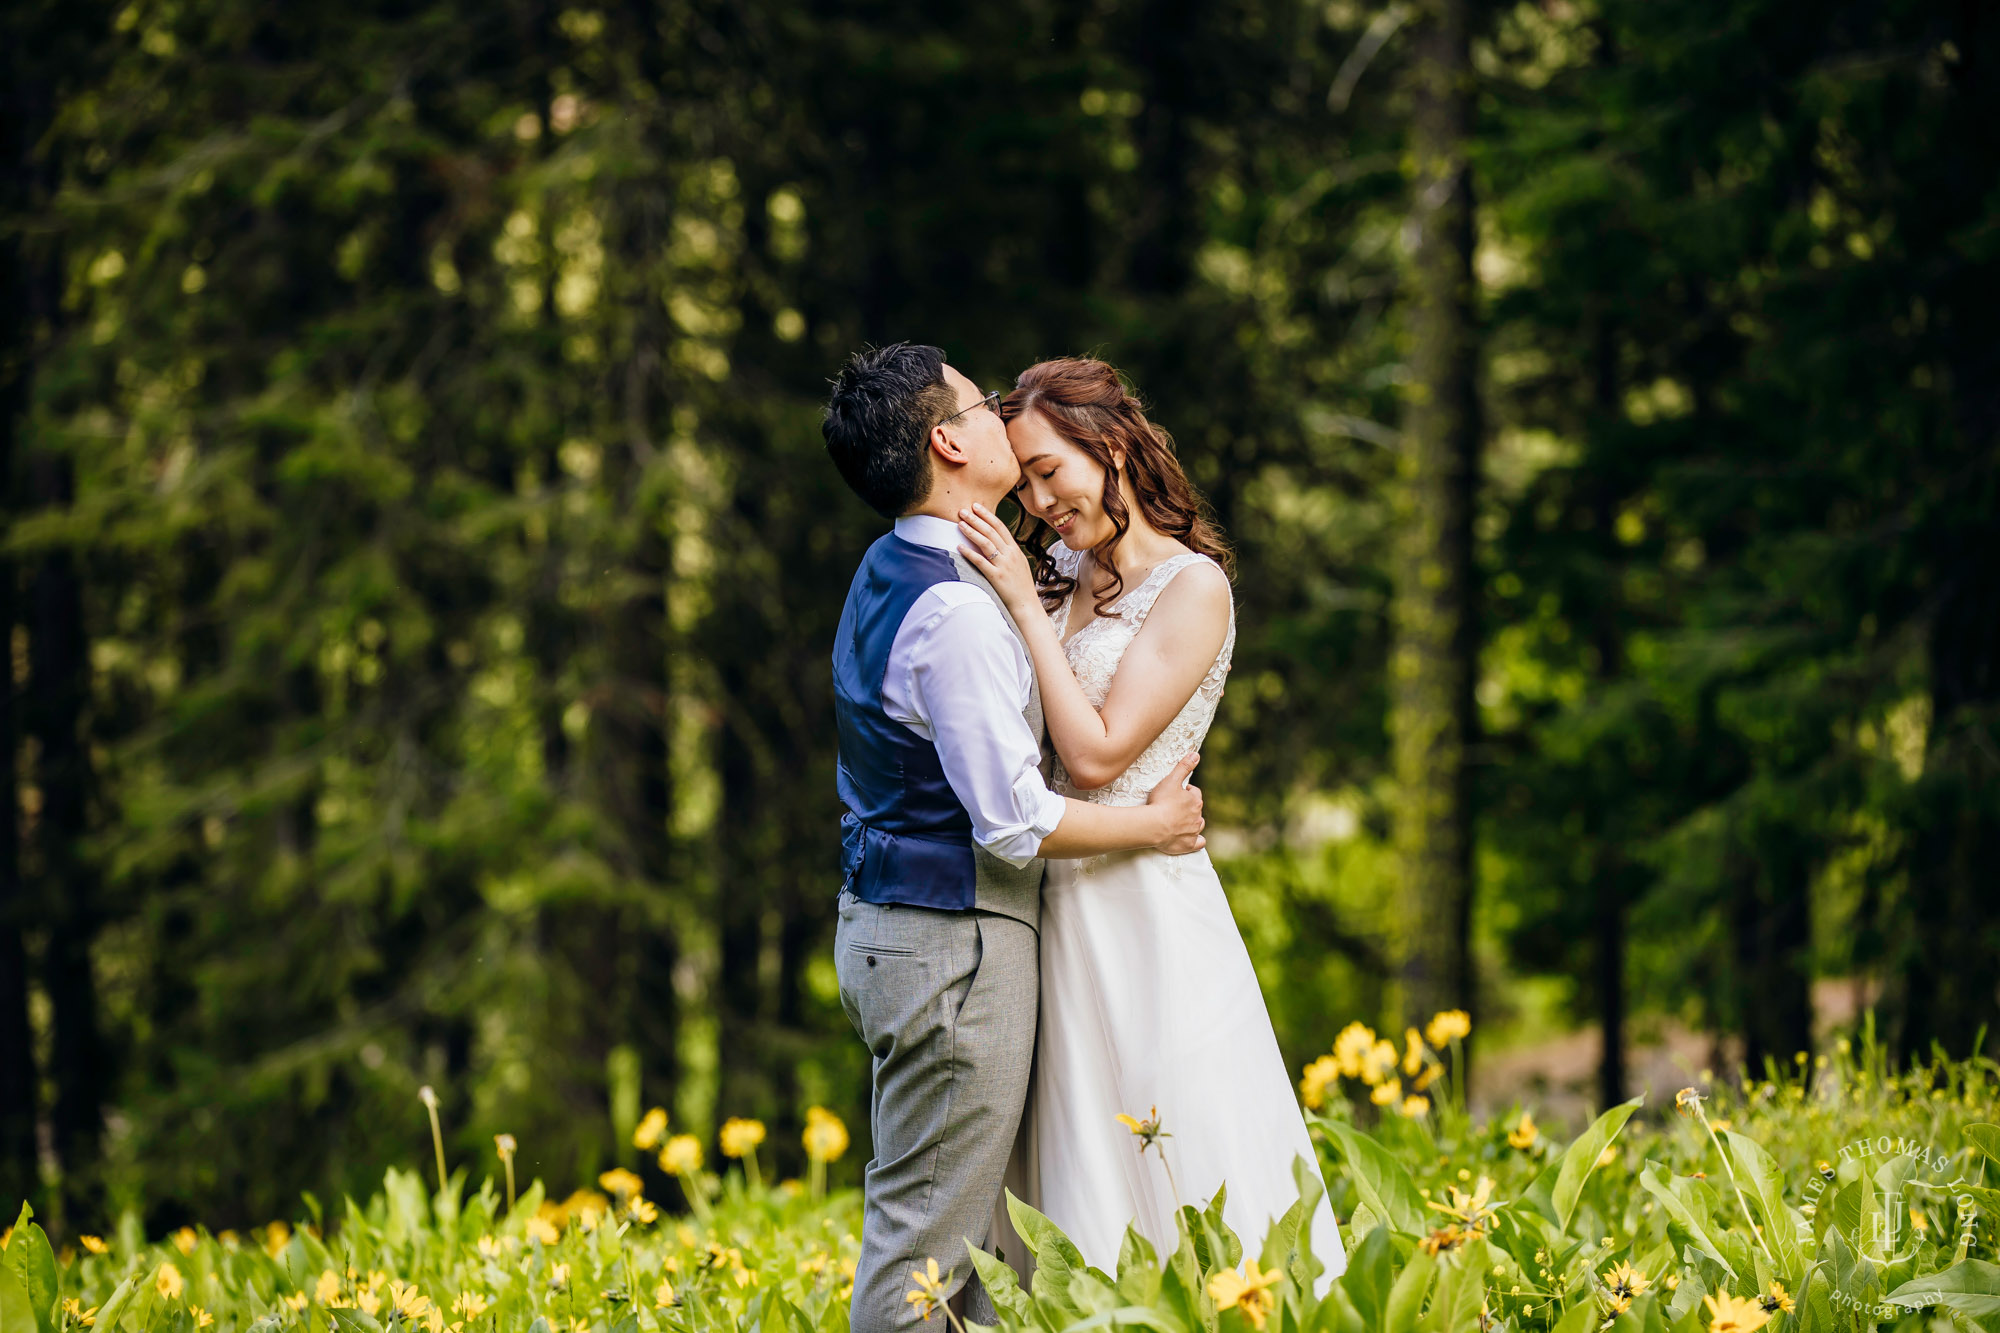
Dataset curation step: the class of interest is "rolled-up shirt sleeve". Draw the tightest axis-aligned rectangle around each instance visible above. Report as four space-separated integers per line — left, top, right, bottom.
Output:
896 594 1067 867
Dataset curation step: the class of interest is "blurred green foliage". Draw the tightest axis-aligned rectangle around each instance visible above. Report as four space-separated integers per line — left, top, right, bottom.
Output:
0 0 1993 1242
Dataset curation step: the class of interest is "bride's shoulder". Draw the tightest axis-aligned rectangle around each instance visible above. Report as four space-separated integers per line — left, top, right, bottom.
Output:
1142 551 1233 626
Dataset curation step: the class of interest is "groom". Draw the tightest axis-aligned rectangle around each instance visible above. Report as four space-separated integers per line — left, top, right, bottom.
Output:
822 343 1207 1331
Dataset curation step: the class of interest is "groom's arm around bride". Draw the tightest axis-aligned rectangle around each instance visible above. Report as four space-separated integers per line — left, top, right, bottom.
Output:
822 343 1204 1331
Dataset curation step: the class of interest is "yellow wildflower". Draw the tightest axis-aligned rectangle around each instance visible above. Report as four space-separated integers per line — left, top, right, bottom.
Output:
1427 1176 1499 1231
598 1167 645 1199
191 1308 214 1329
453 1292 491 1319
1759 1282 1794 1315
1402 1095 1431 1117
905 1257 952 1323
476 1235 502 1259
1704 1292 1771 1333
1115 1106 1171 1151
1208 1260 1283 1330
78 1235 109 1256
1425 1009 1471 1046
264 1219 291 1257
1909 1206 1928 1234
1413 1064 1439 1092
654 1278 677 1308
1421 1224 1470 1255
1370 1077 1402 1106
1604 1261 1649 1300
356 1288 382 1318
171 1228 198 1255
804 1106 850 1163
1333 1022 1377 1079
61 1298 98 1327
1597 1144 1618 1168
284 1293 309 1312
525 1215 560 1245
720 1117 767 1158
316 1270 345 1305
1403 1028 1427 1076
659 1134 704 1175
633 1106 669 1151
629 1197 660 1224
156 1263 186 1301
1361 1039 1399 1085
494 1133 517 1159
550 1262 570 1290
387 1282 435 1322
1300 1055 1340 1109
1507 1111 1538 1150
1675 1087 1704 1117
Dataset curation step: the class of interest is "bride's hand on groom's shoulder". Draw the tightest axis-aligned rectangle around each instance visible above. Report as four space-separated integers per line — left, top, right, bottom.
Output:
957 504 1038 613
1146 751 1206 855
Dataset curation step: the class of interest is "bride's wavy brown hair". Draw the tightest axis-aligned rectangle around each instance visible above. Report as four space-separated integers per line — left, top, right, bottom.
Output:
1000 357 1233 617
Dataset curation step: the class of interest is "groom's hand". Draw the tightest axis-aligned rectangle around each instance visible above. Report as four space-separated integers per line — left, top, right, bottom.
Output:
1146 752 1206 854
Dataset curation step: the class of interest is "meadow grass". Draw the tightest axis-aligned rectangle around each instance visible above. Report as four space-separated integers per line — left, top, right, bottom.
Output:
10 1020 1997 1333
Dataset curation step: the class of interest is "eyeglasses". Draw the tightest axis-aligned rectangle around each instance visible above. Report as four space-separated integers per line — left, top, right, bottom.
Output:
936 389 1002 428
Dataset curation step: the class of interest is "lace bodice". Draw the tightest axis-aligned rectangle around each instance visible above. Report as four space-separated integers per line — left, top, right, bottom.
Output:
1046 544 1235 806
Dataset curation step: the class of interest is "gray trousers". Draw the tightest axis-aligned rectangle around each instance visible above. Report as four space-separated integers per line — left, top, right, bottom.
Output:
836 891 1037 1332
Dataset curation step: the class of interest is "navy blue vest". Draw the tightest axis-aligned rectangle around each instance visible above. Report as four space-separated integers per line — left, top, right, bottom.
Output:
832 534 980 910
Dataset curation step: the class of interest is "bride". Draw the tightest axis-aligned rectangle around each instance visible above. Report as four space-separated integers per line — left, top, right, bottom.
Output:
955 357 1345 1290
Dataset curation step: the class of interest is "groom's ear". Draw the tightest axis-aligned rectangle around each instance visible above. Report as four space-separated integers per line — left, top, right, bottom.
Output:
927 422 972 467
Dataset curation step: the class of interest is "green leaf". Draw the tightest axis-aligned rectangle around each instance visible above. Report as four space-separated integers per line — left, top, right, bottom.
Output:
1157 1226 1209 1333
1284 1153 1331 1304
1338 1223 1396 1332
1554 1098 1643 1233
968 1242 1034 1324
1070 1269 1126 1318
0 1266 32 1333
1518 1156 1563 1228
87 1278 140 1333
1384 1247 1436 1333
1719 1131 1804 1282
1550 1293 1595 1333
1964 1125 2000 1167
1661 1269 1706 1325
1421 1239 1488 1333
1 1205 56 1333
1202 1186 1243 1274
1008 1191 1089 1317
1825 1181 1861 1252
1885 1259 2000 1332
1638 1163 1736 1279
1319 1120 1429 1237
1117 1226 1163 1308
328 1307 387 1333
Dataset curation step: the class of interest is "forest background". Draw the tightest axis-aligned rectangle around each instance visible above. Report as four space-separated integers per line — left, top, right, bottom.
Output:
1 0 1995 1241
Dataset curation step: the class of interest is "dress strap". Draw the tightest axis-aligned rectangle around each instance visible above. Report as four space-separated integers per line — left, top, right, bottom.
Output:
1122 553 1216 630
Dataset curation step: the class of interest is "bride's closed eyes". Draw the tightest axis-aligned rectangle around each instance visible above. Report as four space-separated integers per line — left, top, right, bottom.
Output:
1013 464 1056 494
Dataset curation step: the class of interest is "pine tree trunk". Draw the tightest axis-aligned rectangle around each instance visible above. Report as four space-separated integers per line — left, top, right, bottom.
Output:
27 448 104 1225
0 337 33 1209
1393 0 1480 1073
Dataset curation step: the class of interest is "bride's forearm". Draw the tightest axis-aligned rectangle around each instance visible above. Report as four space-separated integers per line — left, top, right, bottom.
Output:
1012 607 1119 786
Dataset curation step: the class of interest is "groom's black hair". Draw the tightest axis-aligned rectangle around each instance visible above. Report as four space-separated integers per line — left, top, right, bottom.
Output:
822 342 959 518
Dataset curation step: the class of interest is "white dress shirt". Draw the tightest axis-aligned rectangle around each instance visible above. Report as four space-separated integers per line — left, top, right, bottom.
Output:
882 514 1068 867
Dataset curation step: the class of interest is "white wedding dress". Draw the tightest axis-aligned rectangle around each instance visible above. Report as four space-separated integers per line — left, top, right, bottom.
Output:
998 546 1345 1292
